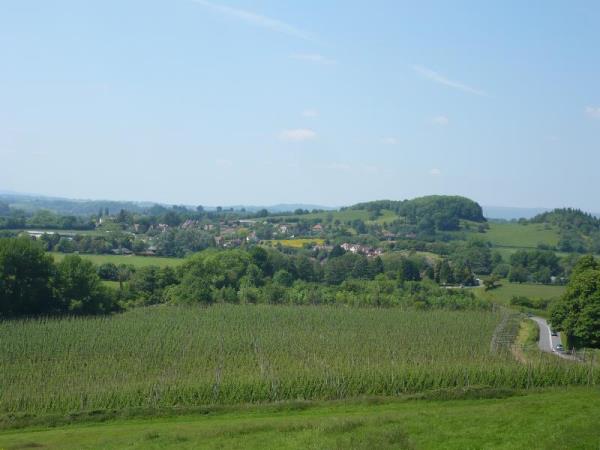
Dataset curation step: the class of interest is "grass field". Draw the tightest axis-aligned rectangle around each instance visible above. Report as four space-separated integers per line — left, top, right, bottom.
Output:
49 252 183 268
0 305 596 418
102 280 122 289
474 282 565 307
263 238 325 248
484 222 560 249
1 388 598 449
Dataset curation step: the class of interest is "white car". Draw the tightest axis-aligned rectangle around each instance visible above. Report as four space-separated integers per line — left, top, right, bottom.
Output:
554 344 564 352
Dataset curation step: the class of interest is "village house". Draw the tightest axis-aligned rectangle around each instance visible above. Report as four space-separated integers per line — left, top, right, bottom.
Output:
246 231 258 243
382 230 396 240
341 242 383 258
180 219 199 230
25 230 56 239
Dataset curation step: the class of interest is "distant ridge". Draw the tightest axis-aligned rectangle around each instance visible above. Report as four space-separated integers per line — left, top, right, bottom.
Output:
483 206 551 220
484 205 600 220
0 191 334 216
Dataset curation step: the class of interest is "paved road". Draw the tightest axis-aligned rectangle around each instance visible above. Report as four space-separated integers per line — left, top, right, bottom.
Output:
530 316 576 360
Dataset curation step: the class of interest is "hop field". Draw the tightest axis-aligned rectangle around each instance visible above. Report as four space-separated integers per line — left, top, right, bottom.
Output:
0 305 596 416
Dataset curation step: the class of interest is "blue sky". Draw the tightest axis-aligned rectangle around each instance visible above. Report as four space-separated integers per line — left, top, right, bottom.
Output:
1 1 599 209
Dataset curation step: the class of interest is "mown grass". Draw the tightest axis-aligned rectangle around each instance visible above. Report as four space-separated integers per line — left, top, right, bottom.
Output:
0 387 598 449
49 252 183 268
0 305 595 419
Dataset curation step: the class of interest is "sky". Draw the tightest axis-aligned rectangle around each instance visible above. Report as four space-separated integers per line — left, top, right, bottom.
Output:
1 1 599 210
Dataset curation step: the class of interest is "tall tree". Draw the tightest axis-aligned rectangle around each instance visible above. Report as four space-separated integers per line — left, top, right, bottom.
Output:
551 255 600 348
0 238 57 316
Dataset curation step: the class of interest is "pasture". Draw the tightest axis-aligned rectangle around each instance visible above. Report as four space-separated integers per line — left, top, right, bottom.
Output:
0 305 596 418
474 282 565 307
483 222 560 249
49 252 183 268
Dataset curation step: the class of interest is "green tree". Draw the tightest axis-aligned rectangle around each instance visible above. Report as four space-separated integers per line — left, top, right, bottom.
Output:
329 245 346 258
550 255 600 348
483 276 501 291
397 258 421 282
56 255 115 314
436 260 454 285
0 237 57 316
368 256 385 278
351 255 370 279
273 269 294 287
508 266 529 283
97 262 119 280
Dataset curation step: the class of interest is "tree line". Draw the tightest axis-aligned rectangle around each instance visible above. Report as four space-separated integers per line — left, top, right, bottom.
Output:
1 237 486 317
0 238 116 317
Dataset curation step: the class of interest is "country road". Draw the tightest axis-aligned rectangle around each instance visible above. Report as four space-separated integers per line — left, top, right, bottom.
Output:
530 316 576 360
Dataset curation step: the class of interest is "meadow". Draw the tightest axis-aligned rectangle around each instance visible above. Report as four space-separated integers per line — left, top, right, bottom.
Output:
49 252 183 268
0 305 596 418
483 222 560 249
474 282 565 307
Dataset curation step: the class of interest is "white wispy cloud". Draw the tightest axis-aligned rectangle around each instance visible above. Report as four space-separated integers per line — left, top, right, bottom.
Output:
585 106 600 119
412 65 486 96
279 128 317 142
432 115 449 126
290 53 337 65
380 137 398 145
302 109 319 118
191 0 315 41
429 168 441 176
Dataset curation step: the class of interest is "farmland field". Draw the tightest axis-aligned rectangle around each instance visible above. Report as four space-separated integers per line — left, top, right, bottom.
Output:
0 305 596 418
49 252 183 268
263 238 325 248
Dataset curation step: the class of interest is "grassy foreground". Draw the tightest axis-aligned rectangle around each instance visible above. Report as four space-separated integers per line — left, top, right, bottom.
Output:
0 388 598 449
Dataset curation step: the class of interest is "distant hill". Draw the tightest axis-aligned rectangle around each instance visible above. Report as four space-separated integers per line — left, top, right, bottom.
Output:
223 204 336 213
0 191 334 216
529 208 600 253
0 193 155 216
349 196 485 231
